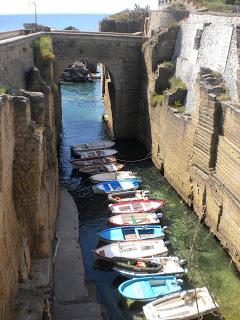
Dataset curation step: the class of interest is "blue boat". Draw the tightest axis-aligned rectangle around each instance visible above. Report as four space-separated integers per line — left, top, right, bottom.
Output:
92 179 140 194
118 276 181 301
97 225 165 242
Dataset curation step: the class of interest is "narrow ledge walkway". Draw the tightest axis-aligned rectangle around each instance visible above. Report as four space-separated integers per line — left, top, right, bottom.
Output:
53 188 104 320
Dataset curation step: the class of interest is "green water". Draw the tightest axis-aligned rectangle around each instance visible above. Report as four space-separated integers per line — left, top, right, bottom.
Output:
60 81 240 320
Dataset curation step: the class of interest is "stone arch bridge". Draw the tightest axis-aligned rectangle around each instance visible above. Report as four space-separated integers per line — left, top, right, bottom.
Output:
0 31 144 138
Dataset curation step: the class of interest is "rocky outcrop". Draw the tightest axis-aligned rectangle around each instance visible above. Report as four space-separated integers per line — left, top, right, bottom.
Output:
61 61 94 83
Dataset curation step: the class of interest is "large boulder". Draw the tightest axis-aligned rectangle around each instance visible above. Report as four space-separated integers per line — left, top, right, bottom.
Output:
61 61 94 83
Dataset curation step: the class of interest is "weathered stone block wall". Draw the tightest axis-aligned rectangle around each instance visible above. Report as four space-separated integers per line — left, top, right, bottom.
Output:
99 18 145 33
0 34 60 319
0 88 59 319
145 9 189 37
174 13 240 111
138 23 240 270
0 34 41 89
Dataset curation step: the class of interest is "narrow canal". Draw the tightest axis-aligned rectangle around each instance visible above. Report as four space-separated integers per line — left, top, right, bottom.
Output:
59 78 240 320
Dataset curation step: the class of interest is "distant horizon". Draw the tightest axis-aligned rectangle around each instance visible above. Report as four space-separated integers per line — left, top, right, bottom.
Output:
0 13 111 16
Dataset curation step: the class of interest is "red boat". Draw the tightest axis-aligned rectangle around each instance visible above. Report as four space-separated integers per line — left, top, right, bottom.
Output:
108 199 165 215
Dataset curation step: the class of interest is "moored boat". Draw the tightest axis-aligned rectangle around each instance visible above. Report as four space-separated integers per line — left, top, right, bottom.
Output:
97 225 165 242
143 287 219 320
74 149 118 160
70 140 115 156
69 156 117 170
79 163 125 174
90 171 137 183
93 239 168 261
107 212 162 227
92 179 141 194
108 190 150 203
118 276 181 302
113 256 187 278
109 199 165 214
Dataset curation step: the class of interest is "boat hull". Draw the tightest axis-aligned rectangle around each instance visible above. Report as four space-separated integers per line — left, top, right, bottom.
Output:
70 157 117 169
74 149 118 160
90 171 136 183
70 140 115 155
143 287 219 320
97 225 165 242
108 190 149 203
109 199 165 214
118 276 181 302
112 256 187 278
93 239 168 261
107 212 161 226
93 179 141 194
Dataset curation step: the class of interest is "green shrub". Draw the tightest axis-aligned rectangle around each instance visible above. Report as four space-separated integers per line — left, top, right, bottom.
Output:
152 93 164 105
205 1 232 12
0 86 7 94
109 4 150 20
169 76 186 93
34 36 55 66
216 94 230 101
211 71 222 78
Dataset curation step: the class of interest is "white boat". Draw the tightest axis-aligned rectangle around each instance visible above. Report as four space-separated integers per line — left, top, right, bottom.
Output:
113 256 187 278
74 149 118 160
108 190 149 203
107 212 162 226
90 171 137 183
93 239 168 262
143 287 219 320
79 163 125 174
70 140 115 155
69 157 117 169
109 199 165 214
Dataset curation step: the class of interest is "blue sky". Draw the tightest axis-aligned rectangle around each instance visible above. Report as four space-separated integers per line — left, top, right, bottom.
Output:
1 0 158 14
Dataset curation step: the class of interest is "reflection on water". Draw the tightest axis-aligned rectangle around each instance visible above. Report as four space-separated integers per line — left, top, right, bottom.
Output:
60 81 240 320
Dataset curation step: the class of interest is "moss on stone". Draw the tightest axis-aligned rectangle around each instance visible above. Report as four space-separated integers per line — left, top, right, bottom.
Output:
152 93 164 105
169 76 186 93
216 93 230 101
34 36 55 64
0 86 7 94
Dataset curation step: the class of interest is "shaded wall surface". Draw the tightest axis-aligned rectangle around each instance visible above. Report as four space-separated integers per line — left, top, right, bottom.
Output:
0 34 59 319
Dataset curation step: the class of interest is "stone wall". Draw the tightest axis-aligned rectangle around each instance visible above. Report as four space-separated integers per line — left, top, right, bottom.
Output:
145 9 189 37
99 18 145 33
0 35 60 319
174 13 240 111
136 19 240 271
51 32 143 138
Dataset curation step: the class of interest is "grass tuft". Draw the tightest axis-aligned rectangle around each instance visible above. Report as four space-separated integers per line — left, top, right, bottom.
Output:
152 93 164 105
216 94 230 102
169 76 186 93
34 36 55 65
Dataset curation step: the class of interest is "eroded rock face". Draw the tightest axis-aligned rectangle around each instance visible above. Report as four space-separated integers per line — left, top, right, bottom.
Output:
0 65 59 319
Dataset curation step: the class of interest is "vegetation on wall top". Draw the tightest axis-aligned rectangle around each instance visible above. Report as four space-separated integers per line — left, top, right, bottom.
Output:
33 36 55 66
109 4 150 20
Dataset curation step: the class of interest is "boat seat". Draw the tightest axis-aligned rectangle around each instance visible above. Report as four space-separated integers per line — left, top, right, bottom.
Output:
134 281 154 299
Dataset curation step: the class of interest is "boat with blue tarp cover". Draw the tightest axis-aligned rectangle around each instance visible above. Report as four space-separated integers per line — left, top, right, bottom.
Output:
97 225 165 242
92 179 141 194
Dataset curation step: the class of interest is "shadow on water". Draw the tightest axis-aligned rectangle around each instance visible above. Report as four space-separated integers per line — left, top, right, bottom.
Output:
59 81 240 320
